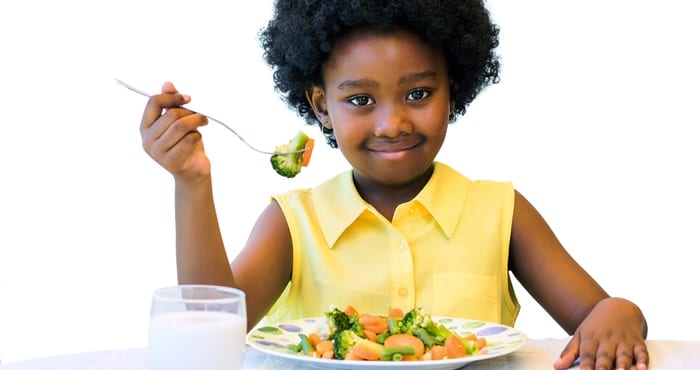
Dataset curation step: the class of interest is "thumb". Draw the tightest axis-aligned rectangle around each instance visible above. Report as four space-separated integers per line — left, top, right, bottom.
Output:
553 335 580 370
160 81 191 104
161 81 178 94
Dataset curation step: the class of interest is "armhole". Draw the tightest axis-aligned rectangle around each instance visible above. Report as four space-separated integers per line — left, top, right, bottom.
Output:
500 182 520 326
263 194 302 324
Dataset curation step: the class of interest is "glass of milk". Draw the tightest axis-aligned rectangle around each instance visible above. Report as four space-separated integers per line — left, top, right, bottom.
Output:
148 285 247 370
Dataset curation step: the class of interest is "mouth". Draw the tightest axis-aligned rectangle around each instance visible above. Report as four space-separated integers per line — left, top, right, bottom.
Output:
367 138 423 160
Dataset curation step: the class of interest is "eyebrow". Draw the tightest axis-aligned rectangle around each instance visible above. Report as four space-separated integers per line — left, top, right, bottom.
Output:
337 71 439 90
399 71 439 85
337 79 378 90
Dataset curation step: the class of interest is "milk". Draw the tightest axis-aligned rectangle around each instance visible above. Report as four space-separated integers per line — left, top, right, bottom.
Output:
149 310 246 370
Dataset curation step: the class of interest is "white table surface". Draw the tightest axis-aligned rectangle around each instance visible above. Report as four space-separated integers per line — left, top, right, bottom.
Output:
1 339 698 369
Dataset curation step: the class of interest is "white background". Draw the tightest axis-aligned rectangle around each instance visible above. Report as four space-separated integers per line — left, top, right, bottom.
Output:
1 0 698 363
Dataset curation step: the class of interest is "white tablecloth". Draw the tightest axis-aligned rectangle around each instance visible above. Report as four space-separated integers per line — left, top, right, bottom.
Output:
1 339 698 369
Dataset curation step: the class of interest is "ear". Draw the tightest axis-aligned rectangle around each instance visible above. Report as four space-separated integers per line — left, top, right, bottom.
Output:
306 86 331 129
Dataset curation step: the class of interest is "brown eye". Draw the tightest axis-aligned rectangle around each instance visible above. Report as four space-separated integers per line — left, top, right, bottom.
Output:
348 95 374 106
407 89 430 101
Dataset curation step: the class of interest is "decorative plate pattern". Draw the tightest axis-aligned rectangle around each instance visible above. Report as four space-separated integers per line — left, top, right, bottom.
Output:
247 316 527 370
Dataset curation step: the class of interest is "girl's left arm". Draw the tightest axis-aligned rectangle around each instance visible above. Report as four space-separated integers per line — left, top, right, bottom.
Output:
508 190 648 370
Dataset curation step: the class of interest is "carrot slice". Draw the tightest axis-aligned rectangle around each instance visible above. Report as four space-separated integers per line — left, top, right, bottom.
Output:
359 314 384 326
351 344 380 361
430 345 448 360
344 305 358 316
384 333 425 358
363 330 378 342
301 138 314 167
362 322 389 334
445 334 466 358
462 333 477 342
359 314 389 334
388 307 404 319
308 332 322 347
315 340 334 356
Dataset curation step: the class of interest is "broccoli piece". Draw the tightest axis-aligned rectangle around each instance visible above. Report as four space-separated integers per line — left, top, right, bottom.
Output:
333 330 360 360
387 317 404 335
400 307 426 334
270 130 309 178
401 307 454 345
333 330 385 360
325 306 362 340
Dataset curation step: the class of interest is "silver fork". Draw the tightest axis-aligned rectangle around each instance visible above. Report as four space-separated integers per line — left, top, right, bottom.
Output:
115 78 304 155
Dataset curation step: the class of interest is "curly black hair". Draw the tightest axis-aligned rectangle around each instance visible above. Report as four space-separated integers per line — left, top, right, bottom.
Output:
259 0 500 148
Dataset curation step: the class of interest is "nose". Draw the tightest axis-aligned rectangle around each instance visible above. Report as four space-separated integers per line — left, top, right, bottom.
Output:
373 102 413 138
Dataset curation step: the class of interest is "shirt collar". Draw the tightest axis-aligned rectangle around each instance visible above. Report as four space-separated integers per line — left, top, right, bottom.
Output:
312 162 469 247
414 162 468 238
312 169 368 247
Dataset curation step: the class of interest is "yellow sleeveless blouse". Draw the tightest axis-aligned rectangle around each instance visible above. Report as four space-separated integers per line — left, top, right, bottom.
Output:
267 162 520 326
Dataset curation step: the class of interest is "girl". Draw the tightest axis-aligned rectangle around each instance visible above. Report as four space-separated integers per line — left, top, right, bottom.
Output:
139 1 648 369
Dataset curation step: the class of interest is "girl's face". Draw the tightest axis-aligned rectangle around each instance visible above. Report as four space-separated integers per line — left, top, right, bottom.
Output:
309 29 452 187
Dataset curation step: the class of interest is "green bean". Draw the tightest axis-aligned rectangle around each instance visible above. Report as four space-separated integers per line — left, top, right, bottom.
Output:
298 333 314 355
379 346 415 361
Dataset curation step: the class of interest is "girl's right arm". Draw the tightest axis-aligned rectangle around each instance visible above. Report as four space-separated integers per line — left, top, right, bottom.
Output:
140 82 236 288
140 82 294 330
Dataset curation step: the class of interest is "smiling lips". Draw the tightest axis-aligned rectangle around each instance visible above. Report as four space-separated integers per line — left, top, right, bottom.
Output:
367 137 423 153
366 137 424 161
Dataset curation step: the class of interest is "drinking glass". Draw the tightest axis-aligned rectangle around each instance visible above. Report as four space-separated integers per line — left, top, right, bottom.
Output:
148 285 247 370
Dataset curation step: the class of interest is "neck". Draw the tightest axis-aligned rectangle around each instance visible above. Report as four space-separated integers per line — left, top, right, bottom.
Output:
353 165 434 221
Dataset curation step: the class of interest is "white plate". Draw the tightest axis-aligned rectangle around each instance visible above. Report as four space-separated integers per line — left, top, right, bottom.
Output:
247 316 527 370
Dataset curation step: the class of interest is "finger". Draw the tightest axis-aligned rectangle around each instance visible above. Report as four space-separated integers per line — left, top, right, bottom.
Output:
593 342 616 370
576 334 600 370
143 107 199 146
632 342 649 370
152 112 208 155
140 83 192 132
614 342 633 370
553 335 580 370
160 130 205 172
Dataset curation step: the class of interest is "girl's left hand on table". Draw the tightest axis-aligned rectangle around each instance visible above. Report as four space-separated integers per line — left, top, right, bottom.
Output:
553 297 649 370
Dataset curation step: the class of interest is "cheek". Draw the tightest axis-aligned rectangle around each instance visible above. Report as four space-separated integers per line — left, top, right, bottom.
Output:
328 109 371 140
332 122 366 151
415 106 450 135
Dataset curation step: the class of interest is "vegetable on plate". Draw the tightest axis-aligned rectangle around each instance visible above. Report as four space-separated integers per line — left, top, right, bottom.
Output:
287 305 488 361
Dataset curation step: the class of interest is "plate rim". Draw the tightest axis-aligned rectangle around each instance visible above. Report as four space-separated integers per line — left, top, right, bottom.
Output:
247 316 527 369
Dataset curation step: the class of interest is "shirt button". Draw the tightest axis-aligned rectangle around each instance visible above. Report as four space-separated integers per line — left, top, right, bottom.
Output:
398 287 409 298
